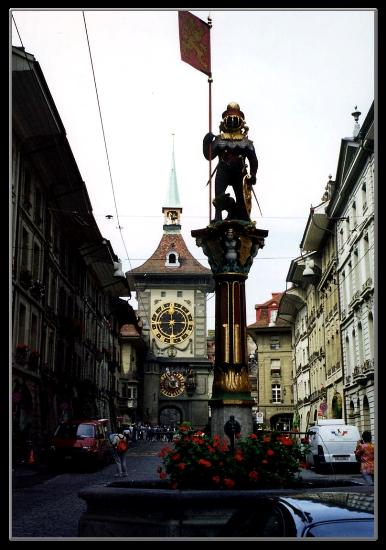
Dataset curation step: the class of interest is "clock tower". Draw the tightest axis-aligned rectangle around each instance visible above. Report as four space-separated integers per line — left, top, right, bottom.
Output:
129 144 214 429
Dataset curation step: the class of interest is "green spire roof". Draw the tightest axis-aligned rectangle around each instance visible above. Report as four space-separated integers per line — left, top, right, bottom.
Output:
165 138 181 208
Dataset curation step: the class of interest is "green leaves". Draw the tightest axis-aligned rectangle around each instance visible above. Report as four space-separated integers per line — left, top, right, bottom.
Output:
158 423 306 490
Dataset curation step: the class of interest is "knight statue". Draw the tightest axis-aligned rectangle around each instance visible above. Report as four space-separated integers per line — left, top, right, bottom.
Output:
203 102 258 223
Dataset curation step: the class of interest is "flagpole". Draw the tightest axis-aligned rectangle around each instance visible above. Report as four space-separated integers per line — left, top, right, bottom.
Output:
208 15 213 224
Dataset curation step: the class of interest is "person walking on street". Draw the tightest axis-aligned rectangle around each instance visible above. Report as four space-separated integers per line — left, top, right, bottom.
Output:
355 430 374 486
109 427 129 477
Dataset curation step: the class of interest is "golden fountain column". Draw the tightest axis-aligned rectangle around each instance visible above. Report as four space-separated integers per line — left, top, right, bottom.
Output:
192 221 268 437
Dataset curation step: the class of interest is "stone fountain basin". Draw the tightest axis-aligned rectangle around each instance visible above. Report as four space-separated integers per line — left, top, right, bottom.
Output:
78 478 366 537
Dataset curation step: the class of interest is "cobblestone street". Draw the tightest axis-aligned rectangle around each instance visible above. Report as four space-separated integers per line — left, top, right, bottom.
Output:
11 440 165 539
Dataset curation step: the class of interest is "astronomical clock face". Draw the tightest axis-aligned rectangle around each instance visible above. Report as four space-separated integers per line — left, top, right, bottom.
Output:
160 371 185 397
151 302 194 345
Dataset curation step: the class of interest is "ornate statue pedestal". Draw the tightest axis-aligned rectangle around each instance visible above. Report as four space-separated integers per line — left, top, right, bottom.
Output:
192 220 268 438
211 401 255 440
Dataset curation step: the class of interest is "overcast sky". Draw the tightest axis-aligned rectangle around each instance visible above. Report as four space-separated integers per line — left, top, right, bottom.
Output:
11 9 375 330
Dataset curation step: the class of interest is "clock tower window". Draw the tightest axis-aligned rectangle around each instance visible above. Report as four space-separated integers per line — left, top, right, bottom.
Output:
165 250 180 267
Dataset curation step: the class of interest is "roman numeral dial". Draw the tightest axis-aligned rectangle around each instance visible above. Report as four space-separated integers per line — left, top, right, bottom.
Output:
151 302 193 344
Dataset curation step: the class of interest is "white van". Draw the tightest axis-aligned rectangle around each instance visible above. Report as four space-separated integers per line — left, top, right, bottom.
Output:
306 419 361 472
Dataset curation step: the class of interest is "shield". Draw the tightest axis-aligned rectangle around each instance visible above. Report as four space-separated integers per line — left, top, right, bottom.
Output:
243 175 252 216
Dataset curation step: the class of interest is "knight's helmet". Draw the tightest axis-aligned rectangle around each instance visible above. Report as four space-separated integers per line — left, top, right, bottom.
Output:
220 102 246 133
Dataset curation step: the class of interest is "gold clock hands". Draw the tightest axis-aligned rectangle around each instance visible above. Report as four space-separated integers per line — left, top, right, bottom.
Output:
168 304 175 315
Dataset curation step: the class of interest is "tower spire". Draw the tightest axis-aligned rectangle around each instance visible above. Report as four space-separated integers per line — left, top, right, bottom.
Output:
163 134 182 231
165 133 181 208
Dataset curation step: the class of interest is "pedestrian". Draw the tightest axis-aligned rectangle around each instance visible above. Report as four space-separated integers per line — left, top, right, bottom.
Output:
109 427 129 477
355 430 374 485
123 425 132 443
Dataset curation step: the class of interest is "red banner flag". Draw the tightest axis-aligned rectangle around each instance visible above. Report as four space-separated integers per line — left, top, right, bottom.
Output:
178 11 211 76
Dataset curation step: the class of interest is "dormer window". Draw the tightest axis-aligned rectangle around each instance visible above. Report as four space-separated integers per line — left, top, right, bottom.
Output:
268 309 277 326
165 249 180 267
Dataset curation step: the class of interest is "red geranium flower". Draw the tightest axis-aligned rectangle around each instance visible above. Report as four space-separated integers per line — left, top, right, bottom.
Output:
158 422 306 490
279 437 294 446
198 458 212 468
223 478 235 489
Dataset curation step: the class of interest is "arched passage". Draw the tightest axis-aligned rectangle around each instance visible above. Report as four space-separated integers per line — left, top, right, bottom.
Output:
269 413 293 431
331 392 343 419
362 395 371 433
159 406 182 428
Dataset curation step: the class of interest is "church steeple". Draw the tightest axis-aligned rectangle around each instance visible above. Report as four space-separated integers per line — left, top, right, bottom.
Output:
163 135 182 232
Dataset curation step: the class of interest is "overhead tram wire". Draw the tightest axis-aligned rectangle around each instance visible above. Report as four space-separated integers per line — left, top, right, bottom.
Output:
13 13 153 331
11 16 87 220
82 12 122 248
81 11 158 331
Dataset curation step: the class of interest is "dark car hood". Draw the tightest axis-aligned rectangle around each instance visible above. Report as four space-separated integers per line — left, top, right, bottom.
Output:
276 492 374 536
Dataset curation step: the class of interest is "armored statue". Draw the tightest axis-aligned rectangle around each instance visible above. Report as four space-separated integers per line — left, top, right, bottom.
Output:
203 102 258 223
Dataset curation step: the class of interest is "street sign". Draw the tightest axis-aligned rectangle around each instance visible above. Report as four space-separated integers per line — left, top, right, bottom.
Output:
319 400 328 413
255 412 264 423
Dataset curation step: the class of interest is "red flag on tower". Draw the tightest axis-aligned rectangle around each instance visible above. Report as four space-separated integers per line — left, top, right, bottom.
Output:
178 11 211 76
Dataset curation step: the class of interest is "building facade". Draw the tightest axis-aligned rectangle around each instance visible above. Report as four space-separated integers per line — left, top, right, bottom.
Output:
278 103 375 435
129 148 214 429
115 313 147 426
328 104 375 435
278 284 309 433
12 46 132 464
300 185 344 426
247 293 294 430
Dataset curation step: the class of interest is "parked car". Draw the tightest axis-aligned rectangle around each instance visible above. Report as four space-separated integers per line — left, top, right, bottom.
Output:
220 491 374 538
265 492 374 538
50 418 112 468
305 419 361 473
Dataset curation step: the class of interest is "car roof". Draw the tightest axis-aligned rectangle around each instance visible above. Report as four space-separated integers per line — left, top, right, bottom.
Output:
57 419 102 425
276 492 374 523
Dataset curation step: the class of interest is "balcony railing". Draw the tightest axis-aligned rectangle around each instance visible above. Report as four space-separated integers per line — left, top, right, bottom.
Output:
349 290 361 309
353 365 366 380
14 345 40 371
308 308 316 323
309 389 321 401
362 359 374 373
361 277 373 297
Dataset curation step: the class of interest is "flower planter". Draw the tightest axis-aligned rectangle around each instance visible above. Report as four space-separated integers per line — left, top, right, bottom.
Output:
78 478 361 537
